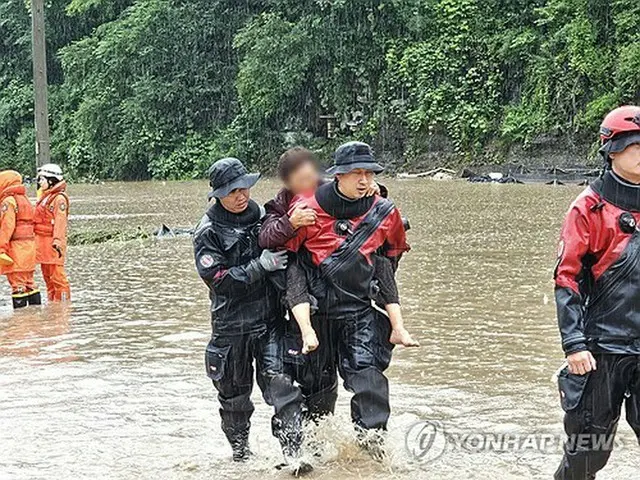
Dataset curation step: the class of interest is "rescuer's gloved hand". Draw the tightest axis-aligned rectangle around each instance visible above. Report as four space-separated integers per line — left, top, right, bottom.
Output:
258 250 288 272
0 252 13 266
52 239 63 258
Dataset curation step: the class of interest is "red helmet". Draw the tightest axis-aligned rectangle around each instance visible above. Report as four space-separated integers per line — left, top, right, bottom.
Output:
600 105 640 143
599 106 640 161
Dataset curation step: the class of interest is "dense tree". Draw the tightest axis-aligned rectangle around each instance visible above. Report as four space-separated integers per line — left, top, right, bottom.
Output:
0 0 638 179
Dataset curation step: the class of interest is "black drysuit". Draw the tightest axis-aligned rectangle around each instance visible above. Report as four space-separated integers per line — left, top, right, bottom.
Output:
285 182 408 431
193 200 303 458
554 171 640 479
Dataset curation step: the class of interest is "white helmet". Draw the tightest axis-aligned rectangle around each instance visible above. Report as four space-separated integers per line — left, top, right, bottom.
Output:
37 163 64 181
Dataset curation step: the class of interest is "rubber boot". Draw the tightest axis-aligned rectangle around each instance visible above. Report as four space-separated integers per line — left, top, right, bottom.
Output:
223 425 252 462
266 373 312 476
356 428 387 462
27 290 42 306
12 294 28 309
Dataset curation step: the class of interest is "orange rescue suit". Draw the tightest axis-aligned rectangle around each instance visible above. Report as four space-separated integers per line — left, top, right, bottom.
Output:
35 181 71 301
0 171 37 294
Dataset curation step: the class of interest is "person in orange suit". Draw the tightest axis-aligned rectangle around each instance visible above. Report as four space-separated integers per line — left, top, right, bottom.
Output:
34 164 71 302
0 170 41 308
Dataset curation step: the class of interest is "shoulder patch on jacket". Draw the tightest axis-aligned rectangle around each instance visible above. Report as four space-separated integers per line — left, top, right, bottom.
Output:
199 254 214 268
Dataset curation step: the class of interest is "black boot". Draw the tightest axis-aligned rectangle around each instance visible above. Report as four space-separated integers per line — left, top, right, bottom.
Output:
357 429 387 462
11 294 28 309
266 373 311 475
224 425 252 462
27 290 42 306
272 415 313 475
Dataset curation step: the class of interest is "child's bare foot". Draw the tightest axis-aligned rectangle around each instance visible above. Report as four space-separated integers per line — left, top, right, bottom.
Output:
302 330 319 354
390 328 420 347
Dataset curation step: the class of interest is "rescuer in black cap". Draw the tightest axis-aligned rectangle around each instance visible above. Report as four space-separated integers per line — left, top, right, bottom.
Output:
284 142 411 459
193 157 310 474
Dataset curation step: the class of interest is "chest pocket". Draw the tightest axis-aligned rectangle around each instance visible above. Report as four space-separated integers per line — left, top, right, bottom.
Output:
217 224 260 259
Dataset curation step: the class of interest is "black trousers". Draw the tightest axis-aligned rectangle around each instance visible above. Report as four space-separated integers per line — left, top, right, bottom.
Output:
282 318 339 421
555 354 640 480
313 307 394 430
205 323 304 455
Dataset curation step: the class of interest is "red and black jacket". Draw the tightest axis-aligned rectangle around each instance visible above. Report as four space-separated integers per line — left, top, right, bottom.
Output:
555 170 640 355
286 181 409 317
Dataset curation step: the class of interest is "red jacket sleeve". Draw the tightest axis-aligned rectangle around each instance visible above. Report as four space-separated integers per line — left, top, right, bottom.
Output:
384 208 410 257
555 205 590 293
284 224 307 253
554 199 591 355
284 196 308 252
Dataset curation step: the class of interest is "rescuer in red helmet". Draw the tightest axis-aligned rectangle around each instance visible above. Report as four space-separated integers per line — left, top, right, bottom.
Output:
554 105 640 479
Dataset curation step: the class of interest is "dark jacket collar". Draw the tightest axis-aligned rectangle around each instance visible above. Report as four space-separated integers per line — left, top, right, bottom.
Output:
206 198 262 226
593 170 640 212
315 180 374 219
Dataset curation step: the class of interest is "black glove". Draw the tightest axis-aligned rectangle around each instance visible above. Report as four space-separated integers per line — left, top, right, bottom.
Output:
258 250 288 272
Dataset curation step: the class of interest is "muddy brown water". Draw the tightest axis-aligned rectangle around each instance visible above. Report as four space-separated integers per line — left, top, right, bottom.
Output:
1 179 639 479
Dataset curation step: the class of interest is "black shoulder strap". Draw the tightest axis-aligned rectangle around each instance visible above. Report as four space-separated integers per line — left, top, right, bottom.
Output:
320 198 395 279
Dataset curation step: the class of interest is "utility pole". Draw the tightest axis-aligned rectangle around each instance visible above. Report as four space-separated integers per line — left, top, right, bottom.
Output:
31 0 51 168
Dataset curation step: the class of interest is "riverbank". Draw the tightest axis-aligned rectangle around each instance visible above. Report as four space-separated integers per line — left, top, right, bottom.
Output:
379 135 599 176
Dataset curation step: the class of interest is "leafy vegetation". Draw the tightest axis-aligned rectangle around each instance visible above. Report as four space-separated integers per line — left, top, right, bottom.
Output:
1 0 638 179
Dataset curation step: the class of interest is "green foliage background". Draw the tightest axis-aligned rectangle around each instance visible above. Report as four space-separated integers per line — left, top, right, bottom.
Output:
0 0 638 180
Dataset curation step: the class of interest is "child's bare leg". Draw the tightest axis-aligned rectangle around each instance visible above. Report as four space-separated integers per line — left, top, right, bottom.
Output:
385 303 419 347
291 302 319 354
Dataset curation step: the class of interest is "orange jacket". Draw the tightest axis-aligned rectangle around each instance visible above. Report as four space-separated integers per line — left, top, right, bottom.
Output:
35 181 69 265
0 171 36 275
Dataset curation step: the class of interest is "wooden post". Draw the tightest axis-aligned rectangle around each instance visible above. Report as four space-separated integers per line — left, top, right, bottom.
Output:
31 0 51 168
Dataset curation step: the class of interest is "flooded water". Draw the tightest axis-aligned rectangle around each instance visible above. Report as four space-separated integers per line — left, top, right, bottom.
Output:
1 179 639 479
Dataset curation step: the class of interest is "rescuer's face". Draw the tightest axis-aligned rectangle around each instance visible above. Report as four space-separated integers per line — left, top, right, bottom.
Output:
219 188 250 213
38 176 50 191
611 143 640 184
286 162 320 196
336 169 375 200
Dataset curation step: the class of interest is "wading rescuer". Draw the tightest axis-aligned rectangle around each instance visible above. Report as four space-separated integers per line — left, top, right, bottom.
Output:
0 171 40 308
284 142 410 458
35 164 71 302
193 158 309 474
554 105 640 480
259 147 418 420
